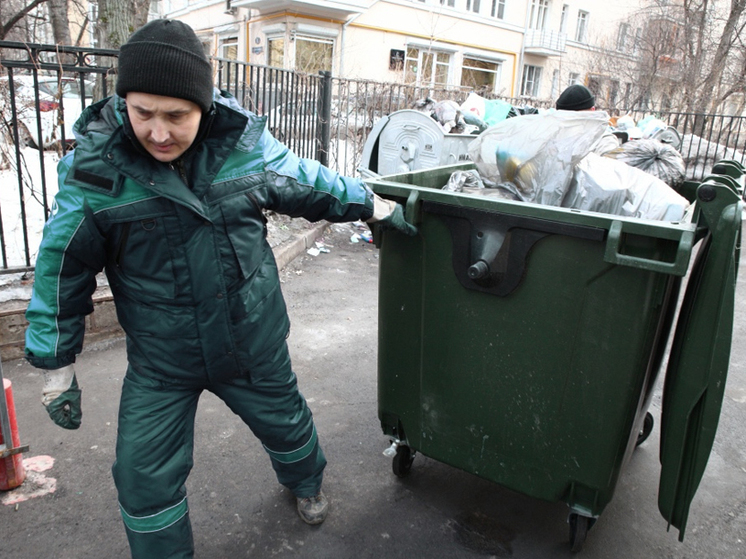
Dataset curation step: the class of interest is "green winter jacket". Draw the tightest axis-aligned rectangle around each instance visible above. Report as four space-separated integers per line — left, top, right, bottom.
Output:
25 90 374 382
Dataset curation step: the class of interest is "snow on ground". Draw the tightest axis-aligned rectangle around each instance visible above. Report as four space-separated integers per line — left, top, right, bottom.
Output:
0 146 60 268
0 145 62 303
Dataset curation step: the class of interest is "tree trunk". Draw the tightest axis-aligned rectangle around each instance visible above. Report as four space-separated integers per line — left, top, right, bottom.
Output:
691 0 746 112
95 0 150 50
48 0 71 45
94 0 150 100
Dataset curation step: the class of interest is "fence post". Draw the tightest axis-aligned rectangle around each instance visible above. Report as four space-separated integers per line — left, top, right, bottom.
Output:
317 70 332 167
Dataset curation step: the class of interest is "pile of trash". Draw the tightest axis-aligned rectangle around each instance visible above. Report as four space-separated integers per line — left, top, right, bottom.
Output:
408 92 691 222
411 93 540 134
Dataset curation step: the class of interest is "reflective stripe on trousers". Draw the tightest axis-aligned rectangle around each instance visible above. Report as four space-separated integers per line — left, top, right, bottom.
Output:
112 342 326 558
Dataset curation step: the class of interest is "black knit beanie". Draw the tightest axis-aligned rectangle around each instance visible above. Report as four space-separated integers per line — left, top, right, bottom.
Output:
116 19 214 113
556 84 595 111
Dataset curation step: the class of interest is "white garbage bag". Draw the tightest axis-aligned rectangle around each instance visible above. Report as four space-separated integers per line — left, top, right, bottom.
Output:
563 153 690 221
467 111 609 206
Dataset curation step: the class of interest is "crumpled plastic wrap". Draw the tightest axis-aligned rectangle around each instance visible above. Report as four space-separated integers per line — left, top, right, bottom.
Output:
460 91 512 127
592 132 621 155
442 169 485 192
442 170 519 200
432 100 466 133
467 111 609 206
562 153 690 221
605 138 685 187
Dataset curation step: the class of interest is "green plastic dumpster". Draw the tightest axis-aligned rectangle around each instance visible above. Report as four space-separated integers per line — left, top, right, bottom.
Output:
367 160 743 551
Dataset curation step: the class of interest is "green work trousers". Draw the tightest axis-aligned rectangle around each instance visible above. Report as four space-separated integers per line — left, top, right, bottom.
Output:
111 342 326 559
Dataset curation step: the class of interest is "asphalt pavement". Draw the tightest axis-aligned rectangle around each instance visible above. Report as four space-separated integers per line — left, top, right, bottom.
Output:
1 220 745 559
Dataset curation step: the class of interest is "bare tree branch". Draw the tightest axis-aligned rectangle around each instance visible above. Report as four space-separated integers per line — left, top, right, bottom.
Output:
1 0 48 41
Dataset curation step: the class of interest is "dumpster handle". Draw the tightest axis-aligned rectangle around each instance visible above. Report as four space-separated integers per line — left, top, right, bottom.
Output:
604 221 694 276
405 190 422 226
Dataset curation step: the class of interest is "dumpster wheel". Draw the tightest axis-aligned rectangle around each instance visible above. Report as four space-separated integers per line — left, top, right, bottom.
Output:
392 445 415 478
636 412 654 447
568 513 590 552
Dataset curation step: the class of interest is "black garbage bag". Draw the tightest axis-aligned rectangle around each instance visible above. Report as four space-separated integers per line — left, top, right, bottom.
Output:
605 138 685 187
507 105 540 118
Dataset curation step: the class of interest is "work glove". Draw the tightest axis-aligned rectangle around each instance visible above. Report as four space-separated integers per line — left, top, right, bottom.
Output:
41 364 82 430
367 194 418 236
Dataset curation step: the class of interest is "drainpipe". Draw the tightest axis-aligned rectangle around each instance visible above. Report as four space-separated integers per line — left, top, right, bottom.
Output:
341 0 382 77
517 2 532 97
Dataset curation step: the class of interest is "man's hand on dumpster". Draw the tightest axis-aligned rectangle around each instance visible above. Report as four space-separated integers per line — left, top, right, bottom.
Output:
41 364 82 430
367 194 418 236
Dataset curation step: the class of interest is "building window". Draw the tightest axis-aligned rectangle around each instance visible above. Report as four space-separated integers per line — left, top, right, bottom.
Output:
529 0 550 30
633 27 643 54
440 0 456 6
491 0 505 18
623 82 633 107
461 57 501 91
220 36 238 60
587 75 601 99
576 10 588 42
550 69 559 99
295 36 333 74
609 80 619 106
268 37 284 68
560 4 569 33
521 64 542 97
466 0 481 13
405 47 451 87
617 23 629 52
568 72 580 87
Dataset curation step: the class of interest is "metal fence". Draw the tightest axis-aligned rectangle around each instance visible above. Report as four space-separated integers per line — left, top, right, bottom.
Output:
2 40 746 273
0 42 118 273
601 106 746 181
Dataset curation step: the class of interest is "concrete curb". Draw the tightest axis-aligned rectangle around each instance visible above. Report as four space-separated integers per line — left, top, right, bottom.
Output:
0 221 331 362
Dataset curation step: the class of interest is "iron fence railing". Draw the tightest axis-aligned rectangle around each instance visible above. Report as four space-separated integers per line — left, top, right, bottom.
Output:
0 42 118 273
1 40 745 273
602 107 746 181
215 58 326 161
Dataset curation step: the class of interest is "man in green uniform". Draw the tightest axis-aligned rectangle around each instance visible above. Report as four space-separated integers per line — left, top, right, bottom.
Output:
24 19 415 559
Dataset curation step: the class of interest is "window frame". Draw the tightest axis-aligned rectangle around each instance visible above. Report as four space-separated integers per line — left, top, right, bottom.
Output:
267 36 285 68
576 10 589 43
294 34 334 75
550 68 559 99
466 0 481 14
461 56 503 91
617 23 629 52
529 0 550 31
521 64 542 97
405 45 452 87
219 36 238 60
560 4 569 33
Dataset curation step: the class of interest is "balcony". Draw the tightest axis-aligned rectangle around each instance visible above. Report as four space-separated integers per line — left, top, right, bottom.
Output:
230 0 368 19
523 29 566 57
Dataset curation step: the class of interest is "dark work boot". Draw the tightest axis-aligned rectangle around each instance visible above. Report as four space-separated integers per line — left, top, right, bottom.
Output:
296 491 329 525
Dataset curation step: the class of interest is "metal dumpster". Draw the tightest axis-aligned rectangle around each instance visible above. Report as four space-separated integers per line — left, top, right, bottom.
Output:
367 160 743 551
360 109 476 176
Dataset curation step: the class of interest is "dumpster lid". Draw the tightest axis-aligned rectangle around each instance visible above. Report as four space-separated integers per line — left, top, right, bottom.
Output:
657 175 743 540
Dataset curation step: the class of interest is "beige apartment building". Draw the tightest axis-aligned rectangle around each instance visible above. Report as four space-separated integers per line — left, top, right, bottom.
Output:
157 0 648 104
